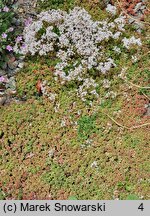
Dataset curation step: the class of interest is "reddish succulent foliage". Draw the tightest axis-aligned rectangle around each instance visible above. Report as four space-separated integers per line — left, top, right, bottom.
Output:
118 0 149 20
36 79 42 95
122 93 150 128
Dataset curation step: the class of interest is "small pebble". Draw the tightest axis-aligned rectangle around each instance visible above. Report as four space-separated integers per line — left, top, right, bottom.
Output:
18 62 24 68
8 61 18 70
0 96 7 106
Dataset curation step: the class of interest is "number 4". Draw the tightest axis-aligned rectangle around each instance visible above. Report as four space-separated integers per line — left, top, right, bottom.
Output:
138 203 144 211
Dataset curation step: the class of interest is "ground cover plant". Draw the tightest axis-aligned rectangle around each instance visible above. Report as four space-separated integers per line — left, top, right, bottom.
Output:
0 0 150 200
0 0 22 68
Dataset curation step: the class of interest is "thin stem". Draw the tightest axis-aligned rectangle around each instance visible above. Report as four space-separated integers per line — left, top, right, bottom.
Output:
103 111 150 130
126 80 150 89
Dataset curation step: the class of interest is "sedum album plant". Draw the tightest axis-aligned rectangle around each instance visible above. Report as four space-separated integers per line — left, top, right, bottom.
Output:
14 7 142 101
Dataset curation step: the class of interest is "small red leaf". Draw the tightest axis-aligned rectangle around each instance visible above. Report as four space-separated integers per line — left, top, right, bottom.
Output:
36 79 42 94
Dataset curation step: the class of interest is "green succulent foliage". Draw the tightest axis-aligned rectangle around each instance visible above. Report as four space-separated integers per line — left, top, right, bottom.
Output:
77 114 97 141
38 0 75 11
127 194 140 200
0 188 6 200
68 196 78 200
42 162 66 188
0 0 15 6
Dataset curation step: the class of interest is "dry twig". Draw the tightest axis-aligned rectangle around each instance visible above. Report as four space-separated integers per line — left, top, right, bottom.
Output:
103 112 150 130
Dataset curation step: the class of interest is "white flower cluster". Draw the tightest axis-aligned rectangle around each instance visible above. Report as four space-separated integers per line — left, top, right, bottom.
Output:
14 9 65 56
14 7 142 101
122 36 142 49
106 4 117 15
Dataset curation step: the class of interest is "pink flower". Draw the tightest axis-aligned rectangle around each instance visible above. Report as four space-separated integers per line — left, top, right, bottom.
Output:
2 33 7 39
6 45 13 52
3 6 9 12
15 36 23 42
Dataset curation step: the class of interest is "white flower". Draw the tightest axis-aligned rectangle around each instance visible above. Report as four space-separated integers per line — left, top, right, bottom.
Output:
131 55 138 63
97 58 116 74
113 31 121 39
118 67 127 80
106 4 117 15
54 103 60 112
48 93 56 102
91 161 98 168
60 119 66 127
48 149 55 158
103 79 111 88
113 46 121 53
114 15 126 31
105 91 117 99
